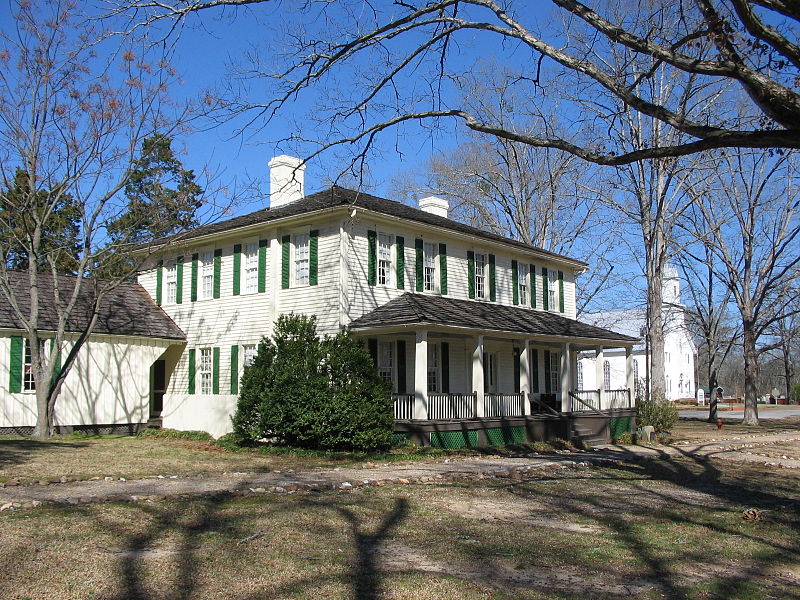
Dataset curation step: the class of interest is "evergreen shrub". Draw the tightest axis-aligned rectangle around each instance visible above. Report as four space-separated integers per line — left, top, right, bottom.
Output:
637 391 679 434
232 314 393 451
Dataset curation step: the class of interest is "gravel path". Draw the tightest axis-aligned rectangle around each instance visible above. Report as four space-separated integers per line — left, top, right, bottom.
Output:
2 431 798 509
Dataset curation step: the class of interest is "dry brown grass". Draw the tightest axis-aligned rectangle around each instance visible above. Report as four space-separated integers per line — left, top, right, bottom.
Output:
671 416 800 444
2 455 798 600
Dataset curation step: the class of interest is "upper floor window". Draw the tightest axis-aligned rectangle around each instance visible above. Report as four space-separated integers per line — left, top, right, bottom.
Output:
548 268 558 311
475 253 487 299
378 234 392 286
244 243 259 293
199 347 212 394
295 233 310 286
165 261 177 304
423 242 436 292
201 251 214 299
517 263 528 305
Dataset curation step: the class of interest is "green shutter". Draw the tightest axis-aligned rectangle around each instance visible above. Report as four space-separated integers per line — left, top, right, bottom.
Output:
532 348 539 393
258 239 268 293
396 340 406 394
281 235 290 289
396 236 405 289
441 342 450 394
232 244 241 296
558 270 565 313
467 251 475 299
176 257 184 304
49 338 61 386
187 349 196 394
439 243 447 295
513 348 521 394
230 345 239 394
191 253 199 302
512 259 519 305
212 347 220 394
367 230 377 286
309 229 319 286
415 239 423 292
544 350 552 393
155 260 163 306
542 266 549 311
531 263 537 308
489 254 496 301
9 336 22 393
213 249 222 299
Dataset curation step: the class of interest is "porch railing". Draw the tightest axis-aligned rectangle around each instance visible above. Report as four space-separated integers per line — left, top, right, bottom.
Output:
483 393 525 417
393 394 415 420
428 393 477 420
569 388 633 412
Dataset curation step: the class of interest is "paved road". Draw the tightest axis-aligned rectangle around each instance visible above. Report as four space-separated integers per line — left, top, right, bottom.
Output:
680 406 800 420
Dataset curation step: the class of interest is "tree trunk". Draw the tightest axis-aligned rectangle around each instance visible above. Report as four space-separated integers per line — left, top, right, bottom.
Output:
33 386 52 438
646 263 666 401
742 322 760 426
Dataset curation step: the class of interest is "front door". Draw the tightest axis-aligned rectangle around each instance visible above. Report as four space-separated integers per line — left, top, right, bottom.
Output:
151 359 166 416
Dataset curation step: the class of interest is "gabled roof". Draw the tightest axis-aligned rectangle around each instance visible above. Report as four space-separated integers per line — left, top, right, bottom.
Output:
348 293 637 344
0 271 185 340
146 186 586 267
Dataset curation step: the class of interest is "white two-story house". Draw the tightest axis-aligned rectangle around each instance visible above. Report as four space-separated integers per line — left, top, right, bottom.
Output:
132 156 638 446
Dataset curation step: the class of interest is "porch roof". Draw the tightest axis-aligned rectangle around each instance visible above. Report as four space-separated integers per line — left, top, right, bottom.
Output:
348 293 637 345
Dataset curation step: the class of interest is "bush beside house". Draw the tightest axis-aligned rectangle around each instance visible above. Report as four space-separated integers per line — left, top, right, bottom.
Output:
233 314 394 451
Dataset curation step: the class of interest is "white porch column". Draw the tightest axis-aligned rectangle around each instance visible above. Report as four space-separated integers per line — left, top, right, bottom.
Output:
560 342 571 413
472 335 485 417
414 330 429 420
520 339 532 415
625 346 634 405
595 345 605 410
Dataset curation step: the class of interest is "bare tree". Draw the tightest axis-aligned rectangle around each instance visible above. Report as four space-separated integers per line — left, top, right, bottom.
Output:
766 301 800 400
675 249 739 419
107 0 800 165
0 1 202 437
685 151 800 425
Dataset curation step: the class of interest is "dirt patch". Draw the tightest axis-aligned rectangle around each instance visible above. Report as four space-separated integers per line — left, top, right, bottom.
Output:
438 497 603 534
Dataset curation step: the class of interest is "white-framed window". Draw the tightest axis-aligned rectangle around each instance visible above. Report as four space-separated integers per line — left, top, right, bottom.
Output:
199 347 212 394
23 338 36 392
377 341 393 388
475 252 487 299
667 375 672 393
633 359 639 382
577 361 584 390
665 352 671 363
165 261 177 303
423 242 436 292
378 233 392 286
427 343 439 392
244 243 259 293
243 344 258 367
295 233 309 286
549 351 560 393
603 360 611 390
201 251 214 299
548 268 558 310
517 263 528 305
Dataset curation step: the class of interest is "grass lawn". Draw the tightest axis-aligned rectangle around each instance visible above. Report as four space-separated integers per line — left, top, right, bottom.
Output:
2 456 798 599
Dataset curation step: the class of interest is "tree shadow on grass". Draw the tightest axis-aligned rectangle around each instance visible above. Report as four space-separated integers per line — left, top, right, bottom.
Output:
0 437 89 472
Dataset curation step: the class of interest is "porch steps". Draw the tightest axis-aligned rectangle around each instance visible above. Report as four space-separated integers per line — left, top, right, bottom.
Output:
570 426 607 447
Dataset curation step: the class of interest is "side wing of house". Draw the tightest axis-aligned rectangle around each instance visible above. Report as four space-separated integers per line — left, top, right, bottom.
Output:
0 332 174 433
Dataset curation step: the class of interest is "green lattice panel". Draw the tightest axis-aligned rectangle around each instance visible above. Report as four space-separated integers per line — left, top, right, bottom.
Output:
609 417 632 440
485 426 526 446
390 433 411 447
430 430 478 449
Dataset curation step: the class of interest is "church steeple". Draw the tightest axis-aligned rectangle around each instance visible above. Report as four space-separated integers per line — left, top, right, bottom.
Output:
663 264 681 305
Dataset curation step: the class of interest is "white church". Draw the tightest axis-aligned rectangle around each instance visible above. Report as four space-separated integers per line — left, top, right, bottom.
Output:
577 266 697 402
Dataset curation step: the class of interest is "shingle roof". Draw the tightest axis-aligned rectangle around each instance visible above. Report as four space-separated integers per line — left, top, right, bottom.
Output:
0 271 185 340
348 293 637 344
146 186 586 267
